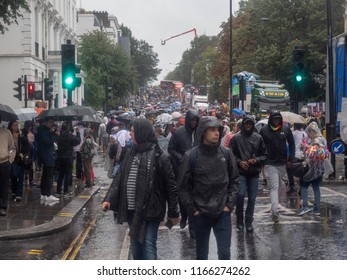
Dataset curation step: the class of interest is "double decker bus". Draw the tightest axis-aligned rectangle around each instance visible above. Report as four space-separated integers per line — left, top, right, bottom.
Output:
160 80 183 97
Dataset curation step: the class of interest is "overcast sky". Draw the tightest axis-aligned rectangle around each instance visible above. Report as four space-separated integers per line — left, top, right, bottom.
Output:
80 0 240 82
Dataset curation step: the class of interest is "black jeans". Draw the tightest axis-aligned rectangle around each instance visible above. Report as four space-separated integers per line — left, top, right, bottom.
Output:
75 152 83 179
0 161 11 210
40 165 54 196
57 157 73 193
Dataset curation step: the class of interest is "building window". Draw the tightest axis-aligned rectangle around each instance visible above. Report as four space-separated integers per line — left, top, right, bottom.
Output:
35 42 39 57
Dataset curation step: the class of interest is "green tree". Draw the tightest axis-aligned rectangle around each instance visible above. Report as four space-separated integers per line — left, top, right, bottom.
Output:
0 0 29 33
121 25 161 87
78 30 135 110
214 0 344 104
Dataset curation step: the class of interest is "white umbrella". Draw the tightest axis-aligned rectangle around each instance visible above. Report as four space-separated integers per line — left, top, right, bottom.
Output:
14 107 37 122
280 111 306 124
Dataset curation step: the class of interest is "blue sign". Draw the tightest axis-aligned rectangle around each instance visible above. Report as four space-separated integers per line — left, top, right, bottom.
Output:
330 139 345 154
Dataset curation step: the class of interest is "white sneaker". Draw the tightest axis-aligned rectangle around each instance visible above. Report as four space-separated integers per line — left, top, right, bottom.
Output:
45 195 59 202
40 195 46 200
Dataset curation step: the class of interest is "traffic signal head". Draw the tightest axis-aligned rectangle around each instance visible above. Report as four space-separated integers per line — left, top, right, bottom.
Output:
292 48 304 83
44 78 54 100
28 83 35 99
13 78 22 101
61 44 76 90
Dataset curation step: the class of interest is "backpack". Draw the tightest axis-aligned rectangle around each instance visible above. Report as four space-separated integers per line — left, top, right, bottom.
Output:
189 145 230 172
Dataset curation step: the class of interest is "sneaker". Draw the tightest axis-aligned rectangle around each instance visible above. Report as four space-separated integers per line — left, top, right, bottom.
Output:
14 196 22 202
40 195 46 200
272 211 279 223
0 208 7 216
246 224 254 233
236 223 244 231
313 210 321 216
298 207 313 216
45 195 59 202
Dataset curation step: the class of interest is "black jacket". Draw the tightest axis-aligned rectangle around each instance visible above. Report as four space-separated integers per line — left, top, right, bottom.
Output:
231 116 267 177
177 116 239 219
103 145 179 222
260 111 295 166
57 131 81 158
168 109 199 174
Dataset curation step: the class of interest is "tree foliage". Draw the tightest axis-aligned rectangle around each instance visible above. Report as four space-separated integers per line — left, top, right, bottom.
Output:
168 0 344 104
121 25 160 86
78 31 136 109
0 0 29 33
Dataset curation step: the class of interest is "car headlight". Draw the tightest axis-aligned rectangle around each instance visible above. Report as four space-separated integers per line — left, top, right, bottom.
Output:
259 90 265 96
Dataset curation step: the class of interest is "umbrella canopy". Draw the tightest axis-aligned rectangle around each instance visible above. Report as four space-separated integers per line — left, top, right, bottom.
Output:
146 109 160 116
280 111 306 124
14 108 38 122
68 105 97 117
81 114 103 123
232 108 246 115
37 107 78 121
116 113 135 123
0 104 18 121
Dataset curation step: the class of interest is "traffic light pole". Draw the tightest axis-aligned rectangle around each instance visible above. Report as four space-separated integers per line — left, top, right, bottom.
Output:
24 75 28 108
68 89 73 106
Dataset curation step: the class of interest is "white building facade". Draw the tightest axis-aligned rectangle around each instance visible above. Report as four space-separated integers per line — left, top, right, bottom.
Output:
0 0 82 110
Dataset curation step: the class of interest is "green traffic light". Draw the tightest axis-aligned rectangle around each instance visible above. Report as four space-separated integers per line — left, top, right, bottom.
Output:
295 75 303 82
65 76 74 85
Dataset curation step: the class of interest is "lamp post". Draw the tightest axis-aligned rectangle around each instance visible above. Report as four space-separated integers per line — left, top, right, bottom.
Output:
260 17 283 82
229 0 233 116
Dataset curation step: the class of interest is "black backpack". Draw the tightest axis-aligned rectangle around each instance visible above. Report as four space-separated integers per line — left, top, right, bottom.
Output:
189 145 230 172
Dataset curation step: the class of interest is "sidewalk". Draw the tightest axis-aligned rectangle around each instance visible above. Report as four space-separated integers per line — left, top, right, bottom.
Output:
0 177 100 241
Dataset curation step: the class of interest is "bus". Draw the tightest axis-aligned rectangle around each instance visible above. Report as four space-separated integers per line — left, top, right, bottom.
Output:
160 80 183 97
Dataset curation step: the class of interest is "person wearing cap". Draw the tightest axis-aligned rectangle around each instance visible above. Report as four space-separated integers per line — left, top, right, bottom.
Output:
168 109 200 237
178 116 239 260
260 111 295 223
231 116 267 232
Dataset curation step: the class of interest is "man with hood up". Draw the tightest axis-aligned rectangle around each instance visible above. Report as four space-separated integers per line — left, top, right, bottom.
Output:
168 109 200 235
177 116 239 260
260 111 295 223
231 116 267 232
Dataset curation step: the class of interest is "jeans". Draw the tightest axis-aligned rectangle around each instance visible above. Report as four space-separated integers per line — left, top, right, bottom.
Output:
0 161 11 209
127 211 160 260
236 175 259 225
40 165 54 196
193 211 232 260
300 177 321 211
10 162 25 197
57 157 73 193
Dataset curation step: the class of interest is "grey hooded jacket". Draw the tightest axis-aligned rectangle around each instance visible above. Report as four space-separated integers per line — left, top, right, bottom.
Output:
177 116 239 218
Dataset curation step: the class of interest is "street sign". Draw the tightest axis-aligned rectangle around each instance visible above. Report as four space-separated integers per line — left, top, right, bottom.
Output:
330 139 345 154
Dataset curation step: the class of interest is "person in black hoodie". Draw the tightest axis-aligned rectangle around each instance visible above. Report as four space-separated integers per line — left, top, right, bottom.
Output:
168 109 200 235
178 116 239 260
260 111 295 223
102 118 179 260
56 122 81 196
231 116 267 232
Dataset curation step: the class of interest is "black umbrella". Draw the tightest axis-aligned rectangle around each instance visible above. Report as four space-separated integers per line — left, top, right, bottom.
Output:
81 114 103 123
145 109 160 116
0 104 18 121
116 114 135 123
37 107 78 121
68 105 97 117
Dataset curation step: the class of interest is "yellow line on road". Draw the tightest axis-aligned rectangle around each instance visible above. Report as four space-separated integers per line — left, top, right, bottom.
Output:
61 230 84 260
28 249 44 255
78 195 90 199
69 218 96 260
58 212 73 217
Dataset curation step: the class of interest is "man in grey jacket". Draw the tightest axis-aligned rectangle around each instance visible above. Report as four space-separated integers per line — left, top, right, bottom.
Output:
177 116 239 260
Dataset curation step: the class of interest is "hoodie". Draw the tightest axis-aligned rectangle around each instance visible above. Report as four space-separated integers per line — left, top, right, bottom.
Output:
177 116 239 218
260 111 295 165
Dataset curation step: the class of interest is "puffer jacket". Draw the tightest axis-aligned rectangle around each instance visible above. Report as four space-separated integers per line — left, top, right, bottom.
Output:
231 116 267 177
177 116 239 219
103 145 179 223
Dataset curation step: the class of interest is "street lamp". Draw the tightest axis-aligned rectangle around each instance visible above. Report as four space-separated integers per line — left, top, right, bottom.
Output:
260 17 283 81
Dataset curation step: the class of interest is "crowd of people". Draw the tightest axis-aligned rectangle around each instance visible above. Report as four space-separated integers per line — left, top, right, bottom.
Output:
0 97 330 260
